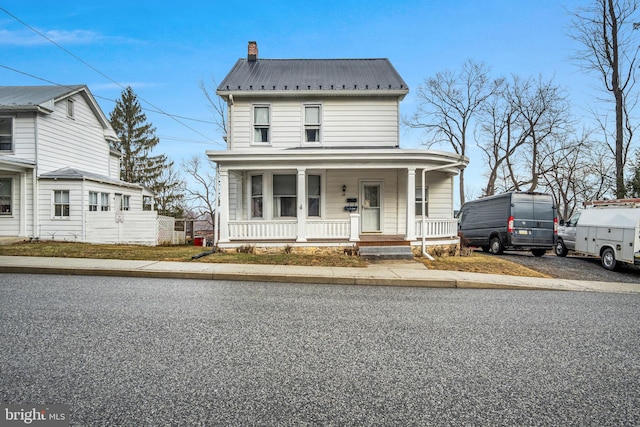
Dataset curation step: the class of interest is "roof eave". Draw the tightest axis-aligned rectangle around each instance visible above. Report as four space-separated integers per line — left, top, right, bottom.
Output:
216 89 409 100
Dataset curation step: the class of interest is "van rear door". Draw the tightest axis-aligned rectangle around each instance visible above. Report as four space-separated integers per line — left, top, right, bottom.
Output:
511 194 555 246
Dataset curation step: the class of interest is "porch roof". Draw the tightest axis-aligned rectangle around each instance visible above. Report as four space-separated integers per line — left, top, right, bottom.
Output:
39 167 144 190
0 155 36 171
206 148 469 174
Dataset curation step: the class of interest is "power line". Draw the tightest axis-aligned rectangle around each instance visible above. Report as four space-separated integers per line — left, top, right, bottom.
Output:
0 6 224 147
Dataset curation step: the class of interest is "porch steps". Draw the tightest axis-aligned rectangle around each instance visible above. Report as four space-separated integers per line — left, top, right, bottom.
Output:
358 244 414 260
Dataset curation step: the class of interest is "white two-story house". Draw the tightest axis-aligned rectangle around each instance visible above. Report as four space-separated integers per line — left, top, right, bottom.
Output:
0 85 168 245
207 42 468 253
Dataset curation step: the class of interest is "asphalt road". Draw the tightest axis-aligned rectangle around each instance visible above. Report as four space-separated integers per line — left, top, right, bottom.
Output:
499 250 640 283
1 274 639 426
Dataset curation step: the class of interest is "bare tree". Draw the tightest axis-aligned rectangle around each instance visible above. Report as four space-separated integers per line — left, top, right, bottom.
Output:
182 155 217 234
199 77 227 139
570 0 640 198
406 59 502 205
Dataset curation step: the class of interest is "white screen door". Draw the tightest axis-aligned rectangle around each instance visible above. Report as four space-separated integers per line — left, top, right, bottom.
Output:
362 183 381 232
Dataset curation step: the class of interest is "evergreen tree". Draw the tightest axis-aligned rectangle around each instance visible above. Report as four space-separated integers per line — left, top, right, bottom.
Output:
109 86 185 216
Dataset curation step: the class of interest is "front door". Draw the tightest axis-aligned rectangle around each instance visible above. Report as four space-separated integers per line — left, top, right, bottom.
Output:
361 183 382 232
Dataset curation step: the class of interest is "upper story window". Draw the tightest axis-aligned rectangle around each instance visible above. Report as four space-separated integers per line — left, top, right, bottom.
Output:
0 178 12 215
304 105 321 143
121 195 130 211
54 190 70 218
253 105 270 143
0 117 12 151
143 196 154 211
67 99 75 118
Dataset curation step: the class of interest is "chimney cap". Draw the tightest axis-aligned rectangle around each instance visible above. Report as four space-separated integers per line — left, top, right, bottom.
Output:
248 41 258 62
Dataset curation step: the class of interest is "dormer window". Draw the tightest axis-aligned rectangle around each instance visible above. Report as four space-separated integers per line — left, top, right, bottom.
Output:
304 105 321 143
67 99 75 118
253 105 270 143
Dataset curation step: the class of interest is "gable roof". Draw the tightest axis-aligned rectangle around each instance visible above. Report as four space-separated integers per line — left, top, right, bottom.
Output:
0 85 118 140
217 58 409 99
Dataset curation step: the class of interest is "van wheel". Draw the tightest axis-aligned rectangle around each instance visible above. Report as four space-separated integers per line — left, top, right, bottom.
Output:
489 237 504 255
555 239 568 257
531 249 546 257
601 248 617 271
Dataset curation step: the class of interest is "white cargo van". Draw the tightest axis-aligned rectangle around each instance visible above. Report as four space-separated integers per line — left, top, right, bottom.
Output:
556 199 640 270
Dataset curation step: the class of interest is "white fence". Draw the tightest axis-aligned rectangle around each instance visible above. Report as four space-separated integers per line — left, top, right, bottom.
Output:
85 211 181 245
415 218 458 238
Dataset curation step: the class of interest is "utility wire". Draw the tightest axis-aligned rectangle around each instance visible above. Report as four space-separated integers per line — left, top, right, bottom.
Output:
0 6 224 147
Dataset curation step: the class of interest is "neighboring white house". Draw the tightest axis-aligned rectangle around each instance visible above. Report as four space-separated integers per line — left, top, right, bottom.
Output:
0 84 171 245
207 42 469 252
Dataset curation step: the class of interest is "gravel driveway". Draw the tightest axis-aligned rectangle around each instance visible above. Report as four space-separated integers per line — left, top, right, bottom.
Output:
498 250 640 283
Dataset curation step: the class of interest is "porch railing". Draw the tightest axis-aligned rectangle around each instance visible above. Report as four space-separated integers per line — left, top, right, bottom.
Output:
228 220 297 239
227 218 458 241
415 218 458 239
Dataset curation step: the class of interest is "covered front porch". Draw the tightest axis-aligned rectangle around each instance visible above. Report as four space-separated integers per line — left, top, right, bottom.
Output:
207 148 467 250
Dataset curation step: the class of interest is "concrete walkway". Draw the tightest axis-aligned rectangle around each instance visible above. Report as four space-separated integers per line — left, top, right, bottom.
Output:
1 255 640 294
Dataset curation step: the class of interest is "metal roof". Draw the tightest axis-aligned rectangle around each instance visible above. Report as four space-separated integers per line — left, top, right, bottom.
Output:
39 167 142 189
0 85 86 111
217 58 408 96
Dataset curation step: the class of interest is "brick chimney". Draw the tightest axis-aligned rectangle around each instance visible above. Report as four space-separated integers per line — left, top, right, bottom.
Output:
248 41 258 61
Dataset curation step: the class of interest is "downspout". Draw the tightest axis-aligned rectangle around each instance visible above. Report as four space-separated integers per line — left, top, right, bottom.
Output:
213 163 220 248
421 161 466 259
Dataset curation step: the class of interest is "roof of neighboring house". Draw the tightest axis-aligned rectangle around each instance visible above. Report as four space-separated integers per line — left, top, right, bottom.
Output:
39 167 143 190
0 85 86 112
217 58 409 98
0 85 118 140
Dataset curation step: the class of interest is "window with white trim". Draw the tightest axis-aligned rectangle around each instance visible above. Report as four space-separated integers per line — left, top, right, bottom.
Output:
251 175 263 218
67 99 75 118
100 193 110 211
89 191 98 211
0 178 12 215
0 117 12 151
273 174 296 217
304 105 321 143
54 190 70 217
122 195 130 211
143 196 153 211
416 187 429 216
307 175 321 217
253 105 270 143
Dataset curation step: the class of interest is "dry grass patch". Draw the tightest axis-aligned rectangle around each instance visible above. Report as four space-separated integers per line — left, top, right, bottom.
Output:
194 252 367 267
422 252 551 278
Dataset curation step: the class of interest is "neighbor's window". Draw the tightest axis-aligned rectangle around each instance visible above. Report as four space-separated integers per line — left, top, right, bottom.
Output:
143 196 153 211
0 178 12 215
89 191 98 211
122 195 130 211
253 105 270 143
100 193 110 211
54 190 70 217
0 117 12 151
251 175 263 218
67 99 75 118
415 187 429 216
307 175 321 217
273 174 296 217
304 105 321 143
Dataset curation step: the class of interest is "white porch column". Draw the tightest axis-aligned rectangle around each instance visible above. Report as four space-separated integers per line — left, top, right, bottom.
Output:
19 171 27 237
296 168 307 242
218 168 230 243
405 168 416 241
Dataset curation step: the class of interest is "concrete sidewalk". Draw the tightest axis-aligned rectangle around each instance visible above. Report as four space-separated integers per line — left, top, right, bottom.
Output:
1 255 639 294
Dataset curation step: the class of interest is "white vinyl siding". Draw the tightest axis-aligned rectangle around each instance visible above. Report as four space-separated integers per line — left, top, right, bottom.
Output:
36 94 111 176
229 97 400 149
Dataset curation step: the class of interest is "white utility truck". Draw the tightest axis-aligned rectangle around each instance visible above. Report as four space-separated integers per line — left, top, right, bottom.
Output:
556 199 640 270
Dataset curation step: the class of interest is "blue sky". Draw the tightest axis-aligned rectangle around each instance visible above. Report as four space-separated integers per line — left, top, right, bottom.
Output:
0 0 589 199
